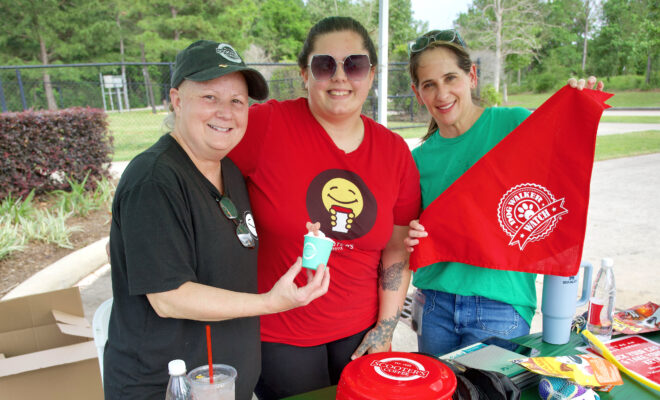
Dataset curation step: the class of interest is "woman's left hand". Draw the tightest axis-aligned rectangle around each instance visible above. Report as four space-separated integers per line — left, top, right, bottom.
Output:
350 316 399 359
568 76 604 91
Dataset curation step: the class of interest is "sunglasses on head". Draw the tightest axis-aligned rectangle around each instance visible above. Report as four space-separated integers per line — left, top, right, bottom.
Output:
409 29 466 54
217 196 256 248
308 54 372 81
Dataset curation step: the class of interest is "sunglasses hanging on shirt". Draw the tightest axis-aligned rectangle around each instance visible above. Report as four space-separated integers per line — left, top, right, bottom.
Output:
308 54 372 81
217 196 256 248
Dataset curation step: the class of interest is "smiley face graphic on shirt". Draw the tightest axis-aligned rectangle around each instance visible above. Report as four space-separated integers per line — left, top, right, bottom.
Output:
321 178 365 232
306 169 376 240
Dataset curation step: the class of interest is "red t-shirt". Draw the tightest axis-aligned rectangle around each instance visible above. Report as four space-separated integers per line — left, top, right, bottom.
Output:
229 98 420 346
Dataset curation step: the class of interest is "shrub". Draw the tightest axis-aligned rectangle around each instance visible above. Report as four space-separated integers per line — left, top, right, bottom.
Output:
603 75 646 91
0 107 113 200
479 85 503 107
0 215 25 260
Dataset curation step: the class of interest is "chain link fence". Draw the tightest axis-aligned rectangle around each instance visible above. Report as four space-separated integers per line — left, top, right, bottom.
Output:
0 61 426 123
1 62 432 163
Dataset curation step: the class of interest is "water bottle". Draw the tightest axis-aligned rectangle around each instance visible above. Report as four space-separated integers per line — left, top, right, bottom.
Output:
165 359 193 400
586 258 616 343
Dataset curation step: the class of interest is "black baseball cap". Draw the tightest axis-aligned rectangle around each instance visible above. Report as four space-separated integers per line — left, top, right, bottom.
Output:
171 40 268 100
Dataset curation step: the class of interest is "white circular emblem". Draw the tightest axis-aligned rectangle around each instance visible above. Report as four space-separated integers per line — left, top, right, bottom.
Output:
371 357 428 381
244 212 257 238
216 43 242 63
302 242 317 260
497 183 568 250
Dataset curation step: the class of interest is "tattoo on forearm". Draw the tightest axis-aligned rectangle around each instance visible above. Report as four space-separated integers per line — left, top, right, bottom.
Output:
378 260 405 291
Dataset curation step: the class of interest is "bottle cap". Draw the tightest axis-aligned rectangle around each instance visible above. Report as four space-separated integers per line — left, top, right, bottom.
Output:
601 257 614 268
168 359 187 375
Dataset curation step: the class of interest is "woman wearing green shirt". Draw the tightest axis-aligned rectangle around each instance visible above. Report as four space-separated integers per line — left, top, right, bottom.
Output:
404 29 602 356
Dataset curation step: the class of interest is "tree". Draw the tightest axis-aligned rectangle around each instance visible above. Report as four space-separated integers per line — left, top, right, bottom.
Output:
251 0 312 61
523 0 585 92
456 0 548 96
590 0 658 84
636 0 659 85
305 0 374 27
0 0 117 110
214 0 260 53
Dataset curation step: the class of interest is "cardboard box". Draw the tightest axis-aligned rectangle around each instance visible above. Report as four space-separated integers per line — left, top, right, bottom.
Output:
0 287 103 399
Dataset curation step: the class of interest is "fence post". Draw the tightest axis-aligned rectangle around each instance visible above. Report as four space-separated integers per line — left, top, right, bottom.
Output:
99 72 108 111
16 69 27 111
57 84 63 106
476 58 481 98
122 67 130 111
167 63 173 104
0 75 7 112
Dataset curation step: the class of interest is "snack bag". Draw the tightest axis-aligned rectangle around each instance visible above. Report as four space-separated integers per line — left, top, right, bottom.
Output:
513 354 622 391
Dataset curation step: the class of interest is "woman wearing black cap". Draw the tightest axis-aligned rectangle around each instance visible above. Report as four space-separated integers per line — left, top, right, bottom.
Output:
104 40 329 400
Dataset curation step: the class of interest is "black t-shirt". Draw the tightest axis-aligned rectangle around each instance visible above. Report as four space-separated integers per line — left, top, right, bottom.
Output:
104 134 259 400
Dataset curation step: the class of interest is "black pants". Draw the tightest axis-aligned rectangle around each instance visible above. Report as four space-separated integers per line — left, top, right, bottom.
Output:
254 326 371 399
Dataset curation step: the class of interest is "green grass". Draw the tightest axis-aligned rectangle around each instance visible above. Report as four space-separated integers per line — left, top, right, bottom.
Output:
107 110 168 161
595 131 660 161
107 91 660 161
388 121 427 139
505 90 660 109
389 124 660 161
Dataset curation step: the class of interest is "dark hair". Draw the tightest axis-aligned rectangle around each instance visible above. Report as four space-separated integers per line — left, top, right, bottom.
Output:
297 16 378 69
408 40 474 141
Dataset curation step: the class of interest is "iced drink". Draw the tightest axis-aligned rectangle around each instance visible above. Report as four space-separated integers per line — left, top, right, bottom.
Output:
187 364 237 400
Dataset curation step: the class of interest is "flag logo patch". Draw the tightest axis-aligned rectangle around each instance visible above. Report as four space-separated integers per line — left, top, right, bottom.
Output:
497 183 568 250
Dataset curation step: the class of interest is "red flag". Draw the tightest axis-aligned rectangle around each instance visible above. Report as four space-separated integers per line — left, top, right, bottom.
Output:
410 86 613 277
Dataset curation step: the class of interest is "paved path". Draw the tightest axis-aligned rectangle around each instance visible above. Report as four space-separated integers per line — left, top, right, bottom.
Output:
596 122 660 135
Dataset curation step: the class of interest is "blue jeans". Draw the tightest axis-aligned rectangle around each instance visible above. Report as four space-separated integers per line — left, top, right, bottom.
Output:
417 289 530 356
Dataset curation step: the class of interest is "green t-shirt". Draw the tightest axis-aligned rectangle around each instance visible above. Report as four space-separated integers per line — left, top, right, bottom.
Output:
411 106 537 325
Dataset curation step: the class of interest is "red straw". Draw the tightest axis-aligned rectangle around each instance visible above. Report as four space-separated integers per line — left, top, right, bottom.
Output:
206 324 214 383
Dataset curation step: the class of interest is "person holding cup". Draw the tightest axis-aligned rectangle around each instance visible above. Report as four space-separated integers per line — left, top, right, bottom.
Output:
104 40 330 400
403 29 604 356
229 16 421 399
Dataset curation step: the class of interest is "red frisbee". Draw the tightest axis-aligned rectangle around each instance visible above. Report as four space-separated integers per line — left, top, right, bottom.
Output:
337 352 456 399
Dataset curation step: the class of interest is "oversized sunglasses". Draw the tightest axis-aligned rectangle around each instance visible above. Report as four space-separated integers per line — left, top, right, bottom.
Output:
409 29 466 53
308 54 372 81
217 196 256 248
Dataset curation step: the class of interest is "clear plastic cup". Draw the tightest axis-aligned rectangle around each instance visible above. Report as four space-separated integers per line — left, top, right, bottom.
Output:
187 364 237 400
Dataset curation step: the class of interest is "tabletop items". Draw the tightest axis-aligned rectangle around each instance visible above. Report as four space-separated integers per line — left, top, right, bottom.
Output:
165 360 193 400
336 352 456 399
586 258 617 343
542 262 593 345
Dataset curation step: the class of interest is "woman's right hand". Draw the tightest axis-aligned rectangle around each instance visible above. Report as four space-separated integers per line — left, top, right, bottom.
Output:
568 76 604 91
403 219 428 252
265 257 330 313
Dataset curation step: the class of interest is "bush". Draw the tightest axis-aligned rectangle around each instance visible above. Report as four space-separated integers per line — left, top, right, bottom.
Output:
0 107 113 200
603 75 648 91
530 72 566 93
479 85 503 107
